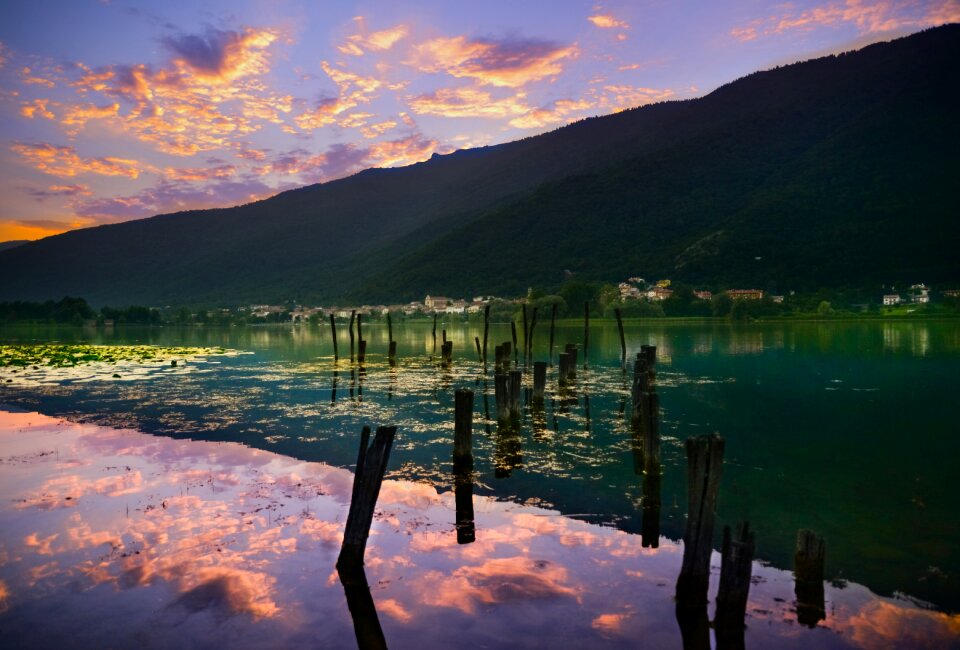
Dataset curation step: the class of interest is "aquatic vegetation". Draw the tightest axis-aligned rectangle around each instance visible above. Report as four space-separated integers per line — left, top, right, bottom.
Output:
0 344 243 386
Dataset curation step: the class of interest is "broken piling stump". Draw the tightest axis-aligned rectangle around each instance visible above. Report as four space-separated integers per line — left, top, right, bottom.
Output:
358 340 367 364
715 522 755 649
474 336 482 361
795 529 826 627
614 307 626 367
337 425 398 571
532 361 547 402
676 433 725 606
453 389 474 472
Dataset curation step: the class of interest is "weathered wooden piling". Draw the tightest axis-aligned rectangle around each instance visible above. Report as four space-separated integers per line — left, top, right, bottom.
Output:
583 301 590 368
442 328 447 344
432 313 437 353
630 357 650 429
482 304 490 363
715 522 755 646
494 372 509 422
641 391 661 468
676 433 725 605
522 304 529 365
337 425 397 571
528 307 538 364
557 352 569 387
511 321 519 365
454 470 475 545
795 529 826 627
508 370 522 420
356 312 363 346
387 312 396 366
349 310 356 359
441 340 453 366
548 303 557 366
564 344 578 380
330 313 339 361
614 307 626 366
533 361 547 401
474 336 482 361
502 341 512 369
358 340 367 364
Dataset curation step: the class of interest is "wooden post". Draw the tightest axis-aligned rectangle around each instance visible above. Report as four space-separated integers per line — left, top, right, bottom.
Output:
614 307 626 367
358 340 367 364
528 307 538 364
676 433 725 605
387 312 393 344
349 310 356 360
642 391 661 469
474 336 482 361
583 301 589 368
557 352 569 387
795 530 826 627
432 313 437 353
495 372 509 423
494 344 503 373
442 328 447 344
453 389 474 470
511 320 518 366
502 341 512 369
522 304 528 366
715 522 755 646
454 470 475 545
564 344 577 380
337 425 397 571
387 313 396 366
330 313 339 362
508 370 522 420
533 361 547 401
356 312 363 346
548 303 557 367
441 340 453 366
631 357 649 429
482 304 490 363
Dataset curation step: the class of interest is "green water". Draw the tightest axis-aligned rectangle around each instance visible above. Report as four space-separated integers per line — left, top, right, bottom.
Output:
1 319 958 612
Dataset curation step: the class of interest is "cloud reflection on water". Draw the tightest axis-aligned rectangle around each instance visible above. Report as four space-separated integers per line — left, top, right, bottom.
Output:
0 409 958 648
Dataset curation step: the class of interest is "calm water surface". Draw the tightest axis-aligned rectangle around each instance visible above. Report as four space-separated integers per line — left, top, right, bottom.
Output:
1 319 958 646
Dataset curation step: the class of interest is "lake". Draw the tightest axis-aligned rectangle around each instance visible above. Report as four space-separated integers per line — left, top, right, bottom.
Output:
1 319 958 648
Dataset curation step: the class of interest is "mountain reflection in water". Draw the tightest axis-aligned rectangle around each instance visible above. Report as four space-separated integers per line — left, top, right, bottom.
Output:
1 410 957 649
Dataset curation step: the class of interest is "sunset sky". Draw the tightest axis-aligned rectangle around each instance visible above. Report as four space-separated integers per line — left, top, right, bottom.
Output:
0 0 956 242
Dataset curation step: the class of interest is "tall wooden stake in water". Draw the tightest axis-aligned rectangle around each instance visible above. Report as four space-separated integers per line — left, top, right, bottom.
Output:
522 304 529 365
528 307 538 363
453 389 474 470
349 310 356 360
548 303 556 366
583 301 590 369
676 433 725 605
511 321 518 366
387 312 396 366
482 304 490 363
338 425 397 571
614 307 626 367
330 313 339 362
432 313 438 353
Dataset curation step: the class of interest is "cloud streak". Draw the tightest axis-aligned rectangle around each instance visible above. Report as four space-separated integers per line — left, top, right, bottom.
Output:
407 35 578 87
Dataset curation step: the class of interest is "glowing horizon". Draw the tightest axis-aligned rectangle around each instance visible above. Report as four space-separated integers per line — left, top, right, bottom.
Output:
0 0 956 242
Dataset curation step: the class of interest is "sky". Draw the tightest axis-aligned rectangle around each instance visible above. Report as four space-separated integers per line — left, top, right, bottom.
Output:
0 0 956 242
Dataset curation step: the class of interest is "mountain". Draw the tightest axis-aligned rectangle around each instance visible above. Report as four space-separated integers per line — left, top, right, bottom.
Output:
2 25 958 306
0 241 27 252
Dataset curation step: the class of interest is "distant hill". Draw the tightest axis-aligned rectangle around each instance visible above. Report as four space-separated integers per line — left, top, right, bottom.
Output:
0 241 27 252
1 25 958 306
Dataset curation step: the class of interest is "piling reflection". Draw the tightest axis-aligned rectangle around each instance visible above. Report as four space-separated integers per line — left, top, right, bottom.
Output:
338 566 388 650
2 410 959 649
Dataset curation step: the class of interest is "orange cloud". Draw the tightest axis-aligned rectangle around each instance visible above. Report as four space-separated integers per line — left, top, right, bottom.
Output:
595 84 674 111
339 19 409 56
20 98 55 120
509 98 594 129
164 165 237 182
360 119 398 139
408 87 530 118
731 0 960 41
0 218 89 241
367 134 439 168
60 102 120 135
21 66 55 87
407 35 578 87
11 142 143 179
28 184 93 200
64 27 285 155
588 14 630 29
